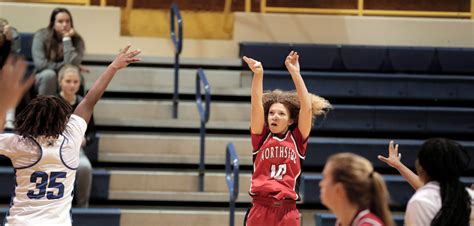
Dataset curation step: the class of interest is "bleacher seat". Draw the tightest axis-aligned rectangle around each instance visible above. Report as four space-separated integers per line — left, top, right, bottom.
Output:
301 174 474 207
240 42 474 74
388 47 436 73
438 47 474 74
261 70 474 101
0 208 120 226
314 212 405 226
315 105 474 134
19 32 34 61
293 44 341 71
340 45 388 72
239 42 290 69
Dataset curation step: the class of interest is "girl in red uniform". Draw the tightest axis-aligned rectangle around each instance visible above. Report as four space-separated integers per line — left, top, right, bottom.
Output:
320 153 395 226
242 51 331 226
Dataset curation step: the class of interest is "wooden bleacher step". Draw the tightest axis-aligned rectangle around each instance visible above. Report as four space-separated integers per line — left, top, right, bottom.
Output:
98 132 252 165
107 170 252 203
84 66 250 96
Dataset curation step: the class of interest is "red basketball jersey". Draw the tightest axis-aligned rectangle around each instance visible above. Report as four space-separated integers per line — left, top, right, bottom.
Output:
250 126 308 200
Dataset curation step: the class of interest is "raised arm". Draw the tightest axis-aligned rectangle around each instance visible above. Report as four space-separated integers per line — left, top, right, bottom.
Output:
378 140 423 190
243 56 265 134
284 51 312 139
73 44 141 124
0 55 34 132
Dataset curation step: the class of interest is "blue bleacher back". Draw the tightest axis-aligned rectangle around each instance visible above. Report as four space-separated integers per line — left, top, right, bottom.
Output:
292 44 340 70
340 45 388 71
301 174 474 207
438 48 474 74
19 33 34 61
240 42 474 74
388 47 436 73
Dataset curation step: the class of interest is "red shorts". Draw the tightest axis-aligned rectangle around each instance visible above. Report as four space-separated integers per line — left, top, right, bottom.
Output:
244 196 300 226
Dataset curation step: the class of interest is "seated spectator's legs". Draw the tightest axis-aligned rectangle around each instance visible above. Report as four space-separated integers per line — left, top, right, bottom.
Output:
35 69 57 95
75 149 92 208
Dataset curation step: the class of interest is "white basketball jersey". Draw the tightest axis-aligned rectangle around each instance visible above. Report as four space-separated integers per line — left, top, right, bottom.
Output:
0 115 87 226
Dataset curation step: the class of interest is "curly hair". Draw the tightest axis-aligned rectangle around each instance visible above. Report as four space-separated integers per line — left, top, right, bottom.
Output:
14 95 72 139
262 89 331 128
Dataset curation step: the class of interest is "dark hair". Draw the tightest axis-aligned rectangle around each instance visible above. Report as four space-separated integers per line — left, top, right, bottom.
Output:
417 138 471 226
262 89 331 129
328 153 395 226
48 7 75 29
44 7 83 61
14 95 72 139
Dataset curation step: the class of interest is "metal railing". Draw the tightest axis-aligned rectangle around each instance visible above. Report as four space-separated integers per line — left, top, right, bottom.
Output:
170 3 183 119
225 143 239 226
260 0 474 19
196 68 211 192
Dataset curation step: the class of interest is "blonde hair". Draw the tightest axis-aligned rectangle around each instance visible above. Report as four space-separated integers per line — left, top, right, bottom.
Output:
328 153 395 226
58 64 80 84
0 18 8 33
262 89 331 127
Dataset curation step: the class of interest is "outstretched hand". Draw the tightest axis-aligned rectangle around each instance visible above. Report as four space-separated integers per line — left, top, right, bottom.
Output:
0 55 34 110
110 44 141 70
378 140 402 168
243 56 263 75
285 51 300 74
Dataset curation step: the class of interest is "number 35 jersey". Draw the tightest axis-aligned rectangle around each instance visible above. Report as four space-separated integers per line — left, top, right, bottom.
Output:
250 126 308 200
0 115 87 226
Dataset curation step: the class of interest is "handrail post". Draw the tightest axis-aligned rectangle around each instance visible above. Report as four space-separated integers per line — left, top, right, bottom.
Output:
196 68 211 192
260 0 266 13
245 0 251 12
358 0 364 16
170 3 183 119
226 143 239 226
471 0 474 19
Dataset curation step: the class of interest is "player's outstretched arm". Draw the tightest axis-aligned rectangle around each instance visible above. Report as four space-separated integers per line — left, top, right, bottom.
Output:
0 55 34 132
243 56 265 135
378 140 423 190
285 51 311 139
74 44 141 124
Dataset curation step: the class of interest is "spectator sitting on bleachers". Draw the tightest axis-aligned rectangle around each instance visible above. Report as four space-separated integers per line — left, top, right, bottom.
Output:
378 139 474 226
32 7 85 96
57 64 95 208
320 152 394 226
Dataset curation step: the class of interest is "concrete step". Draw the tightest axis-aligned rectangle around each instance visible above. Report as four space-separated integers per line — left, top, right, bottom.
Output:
94 99 250 129
108 170 252 203
120 209 245 226
120 208 320 226
84 66 250 96
98 133 253 165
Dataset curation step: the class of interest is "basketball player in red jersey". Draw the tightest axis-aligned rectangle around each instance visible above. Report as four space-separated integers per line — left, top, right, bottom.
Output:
242 51 331 226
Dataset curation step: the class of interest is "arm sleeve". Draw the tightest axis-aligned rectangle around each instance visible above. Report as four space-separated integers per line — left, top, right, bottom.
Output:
292 127 308 156
251 125 270 151
32 29 63 71
64 114 88 148
0 134 17 159
62 36 84 65
405 199 436 226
